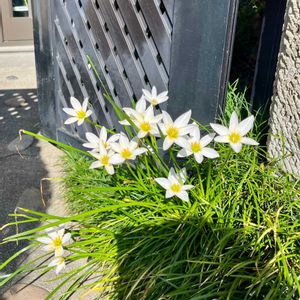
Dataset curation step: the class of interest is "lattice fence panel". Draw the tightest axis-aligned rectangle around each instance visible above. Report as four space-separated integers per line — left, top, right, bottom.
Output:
32 0 238 144
52 0 174 142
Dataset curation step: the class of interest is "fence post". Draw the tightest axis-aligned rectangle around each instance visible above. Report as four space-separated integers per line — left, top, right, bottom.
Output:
31 0 56 139
168 0 239 124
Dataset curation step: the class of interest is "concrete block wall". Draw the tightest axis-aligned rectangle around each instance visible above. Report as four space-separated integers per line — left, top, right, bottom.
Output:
268 0 300 175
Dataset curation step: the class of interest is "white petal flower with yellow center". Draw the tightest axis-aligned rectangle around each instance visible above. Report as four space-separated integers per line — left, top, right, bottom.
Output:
36 226 71 257
119 97 147 126
63 97 92 126
160 110 195 150
83 127 120 152
110 133 147 163
178 126 219 163
48 257 66 274
210 111 259 153
142 86 168 106
121 102 162 138
89 145 123 175
155 168 194 202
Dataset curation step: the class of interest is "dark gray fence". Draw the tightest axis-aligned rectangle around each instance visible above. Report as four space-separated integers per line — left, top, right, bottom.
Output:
32 0 239 145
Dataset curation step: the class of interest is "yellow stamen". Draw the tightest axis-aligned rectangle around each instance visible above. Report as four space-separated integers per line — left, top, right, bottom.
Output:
77 110 86 120
170 183 181 193
121 148 132 160
101 155 109 166
140 121 151 132
166 127 179 139
52 236 62 247
229 132 241 144
151 98 158 105
191 142 201 153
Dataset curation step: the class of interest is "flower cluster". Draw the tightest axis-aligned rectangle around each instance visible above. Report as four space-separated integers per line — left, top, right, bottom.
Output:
36 225 71 274
63 87 258 202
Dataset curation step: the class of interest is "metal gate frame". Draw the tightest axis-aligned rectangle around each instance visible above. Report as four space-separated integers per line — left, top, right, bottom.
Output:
32 0 239 146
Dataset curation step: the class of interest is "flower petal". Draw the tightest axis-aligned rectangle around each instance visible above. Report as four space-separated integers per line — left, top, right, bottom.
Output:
163 137 174 150
90 161 101 169
175 137 189 149
36 237 52 244
229 111 239 131
176 191 189 202
194 152 204 164
77 118 85 126
134 147 147 157
182 184 194 191
110 154 124 165
86 132 99 144
177 148 190 158
174 110 191 127
241 137 259 146
56 262 65 274
62 233 71 244
155 178 170 190
189 125 200 139
54 246 64 257
201 148 219 159
64 117 77 125
70 96 82 110
82 98 89 111
162 110 173 125
237 115 255 136
214 135 229 143
63 108 77 116
100 127 107 141
105 165 115 175
200 133 215 147
86 110 93 118
210 123 229 136
230 142 243 153
136 97 146 113
165 190 175 198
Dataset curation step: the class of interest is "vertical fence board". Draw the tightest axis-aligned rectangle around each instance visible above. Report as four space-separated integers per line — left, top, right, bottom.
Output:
32 0 56 139
168 0 238 123
251 0 287 115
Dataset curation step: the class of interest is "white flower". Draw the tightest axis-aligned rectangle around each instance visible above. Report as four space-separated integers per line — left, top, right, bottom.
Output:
48 257 66 274
119 97 147 126
142 86 168 106
63 97 92 126
210 111 259 153
121 100 162 138
110 133 147 163
36 226 71 257
155 168 194 202
178 126 219 163
89 145 123 175
83 127 120 152
160 110 195 150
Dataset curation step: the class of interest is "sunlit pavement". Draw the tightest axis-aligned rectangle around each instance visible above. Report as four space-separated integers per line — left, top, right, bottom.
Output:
0 50 64 297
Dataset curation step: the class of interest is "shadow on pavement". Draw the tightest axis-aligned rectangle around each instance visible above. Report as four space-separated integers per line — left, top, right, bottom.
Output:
0 89 50 291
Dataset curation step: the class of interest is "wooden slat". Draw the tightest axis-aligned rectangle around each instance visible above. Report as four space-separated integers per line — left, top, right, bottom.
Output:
138 0 171 70
55 0 113 128
162 0 175 22
81 0 134 106
116 0 168 87
98 0 147 99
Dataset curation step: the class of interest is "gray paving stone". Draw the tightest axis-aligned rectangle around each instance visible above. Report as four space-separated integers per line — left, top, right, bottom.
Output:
7 135 34 152
17 188 45 211
1 284 49 300
4 98 26 108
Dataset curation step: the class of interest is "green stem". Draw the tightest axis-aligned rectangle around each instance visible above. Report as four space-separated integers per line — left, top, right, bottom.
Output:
85 118 115 135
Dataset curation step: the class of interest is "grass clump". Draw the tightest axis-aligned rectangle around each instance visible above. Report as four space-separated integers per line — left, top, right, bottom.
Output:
1 84 299 299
